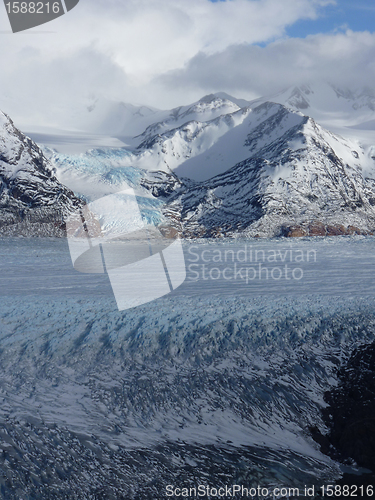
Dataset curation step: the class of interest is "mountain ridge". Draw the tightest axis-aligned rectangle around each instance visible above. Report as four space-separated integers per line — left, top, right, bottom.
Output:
0 111 84 236
152 108 375 237
2 84 375 238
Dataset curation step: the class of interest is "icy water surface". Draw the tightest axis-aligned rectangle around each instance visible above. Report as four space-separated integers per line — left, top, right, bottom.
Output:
0 236 374 499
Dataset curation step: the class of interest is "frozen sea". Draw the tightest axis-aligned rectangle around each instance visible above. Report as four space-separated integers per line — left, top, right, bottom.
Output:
0 236 374 499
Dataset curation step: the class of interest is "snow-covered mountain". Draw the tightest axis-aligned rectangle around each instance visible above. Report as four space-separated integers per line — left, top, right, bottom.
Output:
42 95 375 238
3 83 375 239
135 93 241 144
133 99 316 180
250 83 375 151
14 94 243 154
74 93 241 140
132 102 375 237
74 87 374 185
0 111 83 236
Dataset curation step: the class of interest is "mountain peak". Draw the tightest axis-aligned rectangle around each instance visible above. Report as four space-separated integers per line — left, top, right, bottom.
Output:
198 94 220 104
284 86 312 110
213 92 251 109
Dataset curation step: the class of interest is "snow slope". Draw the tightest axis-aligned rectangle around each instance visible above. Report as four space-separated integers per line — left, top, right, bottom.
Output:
76 99 309 181
250 83 375 129
135 93 240 144
251 83 375 155
22 94 242 154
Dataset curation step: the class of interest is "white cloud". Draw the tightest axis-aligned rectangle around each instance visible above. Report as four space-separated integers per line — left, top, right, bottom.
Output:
1 0 332 76
155 30 375 101
2 0 373 127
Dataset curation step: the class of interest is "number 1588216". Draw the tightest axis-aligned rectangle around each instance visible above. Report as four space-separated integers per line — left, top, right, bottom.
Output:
5 2 61 14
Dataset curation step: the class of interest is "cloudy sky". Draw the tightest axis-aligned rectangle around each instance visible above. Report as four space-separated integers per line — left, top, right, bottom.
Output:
0 0 374 126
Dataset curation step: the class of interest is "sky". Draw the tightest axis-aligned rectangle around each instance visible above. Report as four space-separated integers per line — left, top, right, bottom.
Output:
0 0 374 128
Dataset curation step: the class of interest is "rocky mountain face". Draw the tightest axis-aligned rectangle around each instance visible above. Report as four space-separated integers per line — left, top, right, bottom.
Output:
0 111 83 236
322 341 375 472
140 102 375 237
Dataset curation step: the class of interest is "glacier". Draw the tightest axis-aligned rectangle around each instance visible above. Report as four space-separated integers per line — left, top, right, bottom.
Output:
0 236 374 498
